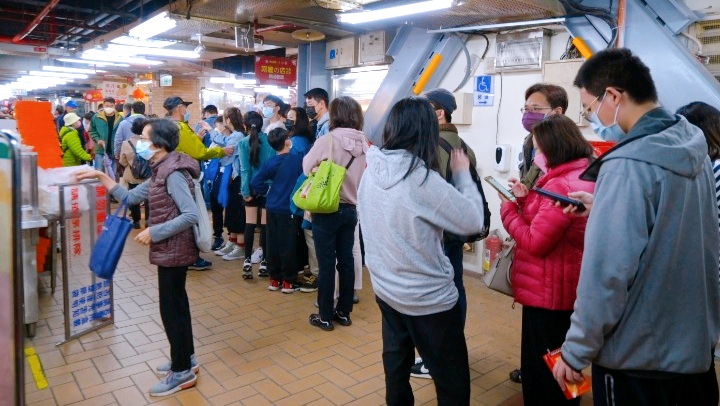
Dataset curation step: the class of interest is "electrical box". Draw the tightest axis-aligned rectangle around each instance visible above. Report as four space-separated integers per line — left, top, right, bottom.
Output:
495 29 551 72
542 59 586 126
326 37 357 69
358 30 391 65
452 92 473 125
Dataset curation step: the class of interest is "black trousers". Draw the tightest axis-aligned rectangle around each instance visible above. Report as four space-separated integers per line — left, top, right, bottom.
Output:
295 215 308 272
127 182 148 224
592 362 719 406
521 306 579 406
158 266 194 372
377 297 470 406
225 175 245 234
267 211 298 283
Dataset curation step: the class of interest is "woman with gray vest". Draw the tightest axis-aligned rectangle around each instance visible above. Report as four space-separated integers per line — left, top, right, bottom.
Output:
76 118 201 397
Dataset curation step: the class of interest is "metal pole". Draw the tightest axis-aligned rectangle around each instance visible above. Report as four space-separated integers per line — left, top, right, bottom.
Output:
426 17 567 34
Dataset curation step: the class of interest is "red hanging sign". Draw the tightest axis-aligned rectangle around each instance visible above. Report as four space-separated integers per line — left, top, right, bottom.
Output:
84 89 104 102
255 56 297 87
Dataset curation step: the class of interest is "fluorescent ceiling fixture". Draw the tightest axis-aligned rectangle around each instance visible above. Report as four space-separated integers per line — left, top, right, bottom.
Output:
17 76 70 84
337 0 452 24
106 44 200 59
135 80 153 85
42 66 106 74
111 35 176 48
57 58 131 67
209 77 237 84
28 71 89 79
81 50 164 66
128 11 177 40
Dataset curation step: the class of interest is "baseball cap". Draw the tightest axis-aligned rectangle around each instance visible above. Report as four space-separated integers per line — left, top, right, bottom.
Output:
65 100 79 109
423 88 457 114
163 96 192 111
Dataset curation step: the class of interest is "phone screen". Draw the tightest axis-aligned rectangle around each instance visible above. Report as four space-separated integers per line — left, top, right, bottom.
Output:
483 176 515 201
533 187 586 212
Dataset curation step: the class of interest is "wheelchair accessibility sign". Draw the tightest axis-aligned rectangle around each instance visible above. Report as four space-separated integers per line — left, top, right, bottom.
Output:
474 75 495 107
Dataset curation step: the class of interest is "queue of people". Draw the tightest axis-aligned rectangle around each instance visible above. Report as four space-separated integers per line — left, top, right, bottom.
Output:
56 47 720 405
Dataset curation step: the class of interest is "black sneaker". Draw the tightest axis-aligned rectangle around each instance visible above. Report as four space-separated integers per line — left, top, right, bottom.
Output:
300 274 318 293
332 310 352 326
309 314 334 331
258 260 269 278
132 222 141 229
210 237 224 251
509 368 522 383
410 358 431 379
188 257 212 271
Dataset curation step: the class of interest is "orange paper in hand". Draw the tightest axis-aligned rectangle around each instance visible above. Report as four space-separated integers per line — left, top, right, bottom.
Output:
544 348 591 399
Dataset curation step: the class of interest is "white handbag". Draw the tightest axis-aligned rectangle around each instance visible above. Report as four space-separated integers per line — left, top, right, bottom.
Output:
483 239 515 297
191 178 213 253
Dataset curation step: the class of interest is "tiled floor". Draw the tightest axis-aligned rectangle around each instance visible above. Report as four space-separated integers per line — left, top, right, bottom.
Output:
24 228 591 405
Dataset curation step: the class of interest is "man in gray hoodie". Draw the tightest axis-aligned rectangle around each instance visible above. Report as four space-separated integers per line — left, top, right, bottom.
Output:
552 48 720 404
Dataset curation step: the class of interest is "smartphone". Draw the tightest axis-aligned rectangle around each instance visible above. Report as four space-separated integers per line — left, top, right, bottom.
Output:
533 187 586 212
483 176 515 201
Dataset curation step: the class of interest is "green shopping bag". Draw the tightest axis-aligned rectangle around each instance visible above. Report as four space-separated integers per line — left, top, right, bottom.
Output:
293 134 356 214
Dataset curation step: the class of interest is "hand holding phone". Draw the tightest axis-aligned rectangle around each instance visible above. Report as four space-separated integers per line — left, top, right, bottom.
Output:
483 176 515 201
533 187 586 212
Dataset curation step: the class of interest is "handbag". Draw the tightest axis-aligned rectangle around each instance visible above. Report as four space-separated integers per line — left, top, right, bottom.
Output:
189 177 213 252
483 239 515 297
89 201 133 279
292 134 356 214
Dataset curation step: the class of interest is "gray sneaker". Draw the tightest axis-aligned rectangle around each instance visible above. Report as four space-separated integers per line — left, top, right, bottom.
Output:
155 354 199 376
149 369 197 397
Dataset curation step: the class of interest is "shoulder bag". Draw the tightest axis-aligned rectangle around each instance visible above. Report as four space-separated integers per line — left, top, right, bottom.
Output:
483 239 515 297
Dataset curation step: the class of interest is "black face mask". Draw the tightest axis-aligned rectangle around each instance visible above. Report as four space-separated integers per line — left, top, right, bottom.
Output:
284 120 294 131
305 106 317 119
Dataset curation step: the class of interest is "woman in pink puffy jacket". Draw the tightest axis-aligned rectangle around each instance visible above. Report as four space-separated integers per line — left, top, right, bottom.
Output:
499 114 595 405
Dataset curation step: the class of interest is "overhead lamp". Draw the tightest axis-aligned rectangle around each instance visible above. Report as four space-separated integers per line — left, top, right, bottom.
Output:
135 80 153 85
80 50 164 66
28 71 89 79
337 0 452 24
128 11 177 40
111 35 176 48
42 66 106 74
104 44 201 59
209 77 237 84
57 58 131 67
16 76 70 84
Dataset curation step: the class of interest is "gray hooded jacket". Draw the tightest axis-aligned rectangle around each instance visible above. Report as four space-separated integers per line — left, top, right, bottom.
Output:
562 108 720 374
358 146 485 316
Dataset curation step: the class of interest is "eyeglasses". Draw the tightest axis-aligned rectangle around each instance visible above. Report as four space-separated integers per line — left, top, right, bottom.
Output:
520 106 552 114
581 95 601 120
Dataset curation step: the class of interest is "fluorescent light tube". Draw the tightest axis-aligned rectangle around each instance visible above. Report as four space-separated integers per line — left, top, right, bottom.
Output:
128 11 177 40
111 35 176 48
42 66 106 74
106 44 200 59
28 71 89 79
135 80 153 85
338 0 452 24
57 58 131 67
81 50 164 66
17 76 69 84
209 77 237 84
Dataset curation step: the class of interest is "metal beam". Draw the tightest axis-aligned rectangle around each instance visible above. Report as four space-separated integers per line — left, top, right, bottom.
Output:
10 0 136 19
426 17 567 33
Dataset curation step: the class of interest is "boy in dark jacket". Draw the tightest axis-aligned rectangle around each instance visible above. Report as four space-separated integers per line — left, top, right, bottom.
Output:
251 128 303 293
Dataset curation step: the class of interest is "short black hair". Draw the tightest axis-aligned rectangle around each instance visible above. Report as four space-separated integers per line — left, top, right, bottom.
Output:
55 105 65 115
123 103 132 111
83 111 94 121
103 97 116 104
203 105 218 115
146 118 179 152
131 118 147 135
304 88 329 107
131 101 145 115
428 101 452 123
267 128 289 151
573 48 657 104
525 83 569 113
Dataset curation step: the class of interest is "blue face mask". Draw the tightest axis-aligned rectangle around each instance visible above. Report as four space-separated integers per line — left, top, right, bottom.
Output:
586 93 625 142
135 140 158 161
262 106 275 119
183 112 190 123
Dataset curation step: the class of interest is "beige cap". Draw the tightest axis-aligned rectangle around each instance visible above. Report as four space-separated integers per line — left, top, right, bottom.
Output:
63 112 81 127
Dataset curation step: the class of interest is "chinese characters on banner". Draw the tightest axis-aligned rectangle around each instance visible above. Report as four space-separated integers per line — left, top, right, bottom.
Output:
101 82 129 102
95 186 106 236
70 281 112 327
255 56 297 87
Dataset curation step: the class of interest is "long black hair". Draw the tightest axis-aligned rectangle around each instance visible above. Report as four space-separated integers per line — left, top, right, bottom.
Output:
289 107 314 146
381 97 439 183
677 101 720 161
243 111 264 167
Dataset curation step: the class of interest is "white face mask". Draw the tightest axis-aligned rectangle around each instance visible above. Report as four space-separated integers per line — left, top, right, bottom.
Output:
104 107 115 115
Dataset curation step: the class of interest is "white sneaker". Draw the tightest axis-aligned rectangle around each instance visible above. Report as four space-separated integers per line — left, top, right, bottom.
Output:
222 245 244 261
250 247 264 264
215 242 236 256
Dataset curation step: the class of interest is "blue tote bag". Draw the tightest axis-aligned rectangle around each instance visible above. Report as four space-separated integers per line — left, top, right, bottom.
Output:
89 201 133 279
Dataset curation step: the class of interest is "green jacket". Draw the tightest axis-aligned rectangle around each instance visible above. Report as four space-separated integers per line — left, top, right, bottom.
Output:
175 121 225 161
60 126 92 167
436 123 477 180
89 111 123 156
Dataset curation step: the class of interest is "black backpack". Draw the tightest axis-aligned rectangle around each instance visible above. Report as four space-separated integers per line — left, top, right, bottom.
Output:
127 140 152 179
438 137 491 242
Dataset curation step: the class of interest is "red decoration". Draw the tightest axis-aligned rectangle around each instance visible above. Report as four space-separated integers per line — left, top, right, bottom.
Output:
255 56 297 87
84 89 104 102
132 88 146 99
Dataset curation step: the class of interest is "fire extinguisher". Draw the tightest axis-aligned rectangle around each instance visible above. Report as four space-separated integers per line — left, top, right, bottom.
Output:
483 232 503 273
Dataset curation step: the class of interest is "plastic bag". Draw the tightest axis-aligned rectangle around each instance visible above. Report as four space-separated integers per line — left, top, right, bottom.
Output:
38 166 91 216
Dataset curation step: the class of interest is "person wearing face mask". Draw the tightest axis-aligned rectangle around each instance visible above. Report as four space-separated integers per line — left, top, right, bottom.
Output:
286 106 314 157
75 118 202 397
89 97 123 172
82 112 96 155
59 112 92 166
304 88 330 138
113 101 146 161
261 94 287 134
118 119 150 229
550 49 720 405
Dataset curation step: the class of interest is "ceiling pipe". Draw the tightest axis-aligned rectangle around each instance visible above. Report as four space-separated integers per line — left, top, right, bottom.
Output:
0 14 114 31
0 36 52 46
13 0 61 42
255 24 299 34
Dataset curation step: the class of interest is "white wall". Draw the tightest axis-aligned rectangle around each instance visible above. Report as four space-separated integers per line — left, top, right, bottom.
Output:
434 30 596 273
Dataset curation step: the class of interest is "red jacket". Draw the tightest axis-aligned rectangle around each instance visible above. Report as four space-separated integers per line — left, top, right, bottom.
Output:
500 158 595 310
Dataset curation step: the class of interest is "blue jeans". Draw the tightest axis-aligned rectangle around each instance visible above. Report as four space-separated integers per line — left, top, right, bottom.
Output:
312 204 357 321
444 240 466 327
